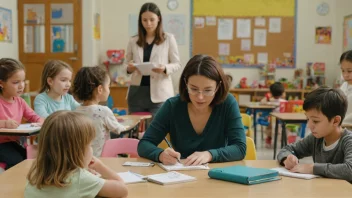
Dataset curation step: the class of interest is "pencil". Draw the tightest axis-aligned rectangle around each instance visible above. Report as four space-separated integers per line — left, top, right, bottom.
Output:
164 137 181 163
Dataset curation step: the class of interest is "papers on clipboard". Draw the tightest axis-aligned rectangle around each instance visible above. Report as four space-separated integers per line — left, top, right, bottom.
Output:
133 62 157 75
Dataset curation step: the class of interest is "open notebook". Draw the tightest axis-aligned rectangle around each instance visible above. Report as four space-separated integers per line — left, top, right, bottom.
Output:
271 167 320 180
158 162 210 171
147 171 196 185
117 171 147 184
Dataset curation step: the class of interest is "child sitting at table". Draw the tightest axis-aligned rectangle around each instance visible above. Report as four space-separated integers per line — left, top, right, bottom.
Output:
72 66 126 157
260 82 286 147
0 58 44 169
277 87 352 183
25 111 128 198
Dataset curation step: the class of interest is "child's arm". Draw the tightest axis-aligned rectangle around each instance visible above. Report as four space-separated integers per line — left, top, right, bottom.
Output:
89 157 128 198
104 107 126 133
277 134 315 166
0 120 19 129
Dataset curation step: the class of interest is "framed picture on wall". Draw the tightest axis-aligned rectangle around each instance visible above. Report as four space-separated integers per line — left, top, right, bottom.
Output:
343 14 352 52
0 7 12 42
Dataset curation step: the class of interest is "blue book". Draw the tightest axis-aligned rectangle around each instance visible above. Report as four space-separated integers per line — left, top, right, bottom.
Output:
208 165 281 185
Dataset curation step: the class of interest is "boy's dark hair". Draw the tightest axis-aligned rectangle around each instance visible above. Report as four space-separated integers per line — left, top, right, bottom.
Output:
0 58 25 93
136 2 165 48
270 82 285 98
72 66 109 101
303 87 347 125
179 54 229 106
339 50 352 64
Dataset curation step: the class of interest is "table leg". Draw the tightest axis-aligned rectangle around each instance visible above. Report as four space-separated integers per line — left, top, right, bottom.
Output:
281 122 287 148
253 109 257 146
273 117 279 160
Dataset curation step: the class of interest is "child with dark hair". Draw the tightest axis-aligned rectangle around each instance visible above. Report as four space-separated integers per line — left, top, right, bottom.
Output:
260 82 287 147
340 50 352 126
277 87 352 183
72 66 126 157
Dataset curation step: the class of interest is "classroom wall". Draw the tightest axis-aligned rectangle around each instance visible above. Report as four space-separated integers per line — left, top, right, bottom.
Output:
82 0 101 66
0 0 18 59
99 0 351 91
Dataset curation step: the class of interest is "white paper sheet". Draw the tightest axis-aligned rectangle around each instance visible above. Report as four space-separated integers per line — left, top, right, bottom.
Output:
254 29 267 46
117 171 147 184
244 54 254 64
271 168 320 180
133 62 157 75
158 162 210 171
194 17 205 28
219 43 230 55
218 18 233 40
255 17 266 27
241 39 251 51
257 52 268 64
269 18 281 33
236 19 251 38
206 16 216 26
147 171 196 185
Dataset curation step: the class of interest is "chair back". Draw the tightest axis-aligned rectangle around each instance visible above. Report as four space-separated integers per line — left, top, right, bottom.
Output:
26 145 38 159
241 113 252 137
101 138 139 158
244 137 257 160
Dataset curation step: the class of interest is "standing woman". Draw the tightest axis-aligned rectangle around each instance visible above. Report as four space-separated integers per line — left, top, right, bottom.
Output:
125 2 181 115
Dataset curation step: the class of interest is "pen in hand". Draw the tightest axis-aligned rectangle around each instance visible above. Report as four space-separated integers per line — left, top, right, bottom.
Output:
164 137 182 164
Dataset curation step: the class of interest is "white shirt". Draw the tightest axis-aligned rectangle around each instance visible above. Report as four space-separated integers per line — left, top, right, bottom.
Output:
340 82 352 125
75 105 126 157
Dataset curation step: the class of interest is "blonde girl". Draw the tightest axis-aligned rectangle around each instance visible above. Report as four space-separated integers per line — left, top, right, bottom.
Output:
0 58 43 169
34 60 80 118
72 66 126 157
25 111 128 198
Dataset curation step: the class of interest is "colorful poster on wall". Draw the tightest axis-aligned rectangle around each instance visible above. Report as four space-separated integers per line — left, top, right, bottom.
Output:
94 13 101 40
0 7 12 42
343 15 352 52
315 26 331 44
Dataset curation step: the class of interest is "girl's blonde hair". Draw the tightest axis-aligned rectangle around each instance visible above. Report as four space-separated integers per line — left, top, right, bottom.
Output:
39 60 73 93
27 111 95 189
0 58 25 93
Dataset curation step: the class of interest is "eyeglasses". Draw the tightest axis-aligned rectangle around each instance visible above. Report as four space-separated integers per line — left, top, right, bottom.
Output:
185 81 221 97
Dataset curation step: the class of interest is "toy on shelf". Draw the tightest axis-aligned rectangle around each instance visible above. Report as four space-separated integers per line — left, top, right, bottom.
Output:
251 80 259 88
293 69 303 89
305 62 325 89
103 49 125 67
236 77 248 88
259 64 276 88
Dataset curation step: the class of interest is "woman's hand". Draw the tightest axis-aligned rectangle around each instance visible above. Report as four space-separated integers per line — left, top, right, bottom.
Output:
159 148 181 165
184 151 212 166
127 61 140 74
152 64 166 74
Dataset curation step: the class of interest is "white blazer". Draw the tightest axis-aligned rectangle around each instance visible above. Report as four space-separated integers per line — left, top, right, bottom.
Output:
124 32 181 103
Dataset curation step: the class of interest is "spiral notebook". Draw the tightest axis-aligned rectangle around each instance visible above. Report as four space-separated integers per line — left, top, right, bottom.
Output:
117 171 147 184
147 171 196 185
158 162 210 171
271 167 320 179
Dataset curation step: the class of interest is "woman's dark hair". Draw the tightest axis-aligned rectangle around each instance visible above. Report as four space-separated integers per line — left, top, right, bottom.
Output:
179 54 229 106
72 66 109 101
136 2 165 47
340 50 352 64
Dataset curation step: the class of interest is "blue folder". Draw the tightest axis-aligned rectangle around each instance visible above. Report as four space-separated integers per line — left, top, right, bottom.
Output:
208 165 281 185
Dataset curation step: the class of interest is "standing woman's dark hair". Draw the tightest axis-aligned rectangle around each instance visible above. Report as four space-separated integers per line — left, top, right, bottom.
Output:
136 2 165 47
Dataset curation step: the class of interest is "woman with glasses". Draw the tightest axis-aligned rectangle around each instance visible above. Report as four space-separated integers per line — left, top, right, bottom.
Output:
138 55 246 165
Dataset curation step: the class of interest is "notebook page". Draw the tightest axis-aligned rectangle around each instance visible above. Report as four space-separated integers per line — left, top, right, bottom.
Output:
147 171 196 185
271 167 320 179
117 172 147 184
158 162 210 171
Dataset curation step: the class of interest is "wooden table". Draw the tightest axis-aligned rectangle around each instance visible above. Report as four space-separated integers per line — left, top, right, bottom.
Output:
270 112 307 159
115 117 140 138
1 158 351 198
241 102 277 146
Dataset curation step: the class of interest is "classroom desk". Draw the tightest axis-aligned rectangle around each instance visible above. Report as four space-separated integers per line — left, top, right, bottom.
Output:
0 127 40 136
1 158 351 198
116 117 140 138
240 102 277 146
270 112 307 160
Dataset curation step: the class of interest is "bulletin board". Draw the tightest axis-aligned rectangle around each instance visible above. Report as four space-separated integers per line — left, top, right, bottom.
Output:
191 0 296 68
343 14 352 52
